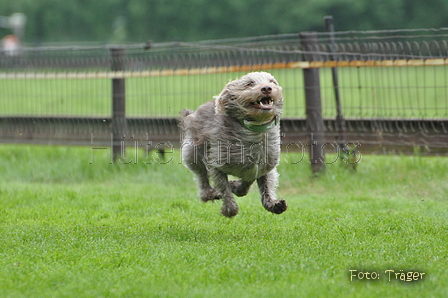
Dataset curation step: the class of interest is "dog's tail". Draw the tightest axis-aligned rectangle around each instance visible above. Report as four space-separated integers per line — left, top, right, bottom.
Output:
178 108 194 132
179 108 194 118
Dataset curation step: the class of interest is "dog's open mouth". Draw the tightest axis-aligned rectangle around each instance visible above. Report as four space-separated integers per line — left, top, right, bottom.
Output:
251 97 274 110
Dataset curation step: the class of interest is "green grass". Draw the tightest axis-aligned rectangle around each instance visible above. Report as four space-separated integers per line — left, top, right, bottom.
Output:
0 145 447 297
1 66 448 118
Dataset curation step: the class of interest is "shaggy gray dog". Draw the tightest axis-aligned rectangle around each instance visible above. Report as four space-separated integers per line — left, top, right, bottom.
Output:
179 72 287 217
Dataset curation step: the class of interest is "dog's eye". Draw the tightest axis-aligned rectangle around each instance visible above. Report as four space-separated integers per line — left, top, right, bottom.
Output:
270 79 278 86
245 81 255 87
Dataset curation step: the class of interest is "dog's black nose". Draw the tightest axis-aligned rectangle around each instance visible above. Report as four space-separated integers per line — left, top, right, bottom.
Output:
261 86 272 94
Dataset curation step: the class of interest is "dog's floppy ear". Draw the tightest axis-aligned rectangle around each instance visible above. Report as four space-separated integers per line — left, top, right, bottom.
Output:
214 91 225 115
214 86 235 115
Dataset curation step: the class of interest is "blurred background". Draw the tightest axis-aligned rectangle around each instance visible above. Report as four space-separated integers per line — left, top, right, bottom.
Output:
2 0 448 45
1 0 447 160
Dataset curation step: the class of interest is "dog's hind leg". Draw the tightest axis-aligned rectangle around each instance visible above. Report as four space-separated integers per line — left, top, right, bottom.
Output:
211 169 239 217
230 179 254 197
257 169 287 214
182 143 220 202
196 167 220 203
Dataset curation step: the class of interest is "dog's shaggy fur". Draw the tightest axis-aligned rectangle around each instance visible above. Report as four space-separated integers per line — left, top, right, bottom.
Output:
179 72 287 217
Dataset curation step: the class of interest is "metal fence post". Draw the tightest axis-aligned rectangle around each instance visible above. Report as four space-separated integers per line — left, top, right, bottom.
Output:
110 47 126 162
300 32 325 174
324 16 349 159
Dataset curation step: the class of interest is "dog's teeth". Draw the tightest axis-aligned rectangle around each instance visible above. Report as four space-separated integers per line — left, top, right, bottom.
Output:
259 100 273 107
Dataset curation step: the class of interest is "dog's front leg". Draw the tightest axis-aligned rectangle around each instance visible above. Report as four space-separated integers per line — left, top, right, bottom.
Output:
257 169 287 214
211 168 239 217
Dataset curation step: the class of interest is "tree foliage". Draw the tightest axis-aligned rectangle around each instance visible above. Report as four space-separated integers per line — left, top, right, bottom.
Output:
2 0 448 43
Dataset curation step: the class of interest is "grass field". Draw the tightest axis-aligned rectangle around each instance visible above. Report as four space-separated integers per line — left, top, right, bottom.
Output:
0 144 447 297
1 66 448 119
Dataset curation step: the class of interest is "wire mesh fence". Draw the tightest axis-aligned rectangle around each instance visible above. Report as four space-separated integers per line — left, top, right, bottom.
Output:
0 28 447 154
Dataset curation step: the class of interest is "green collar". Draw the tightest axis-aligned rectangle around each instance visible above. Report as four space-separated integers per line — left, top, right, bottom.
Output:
238 117 279 132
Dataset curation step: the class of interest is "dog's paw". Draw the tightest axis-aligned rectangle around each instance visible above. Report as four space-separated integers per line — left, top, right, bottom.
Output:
200 188 221 202
266 199 287 214
221 203 239 217
229 180 250 197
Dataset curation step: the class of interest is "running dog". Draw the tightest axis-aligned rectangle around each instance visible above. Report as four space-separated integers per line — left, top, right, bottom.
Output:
179 72 287 217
